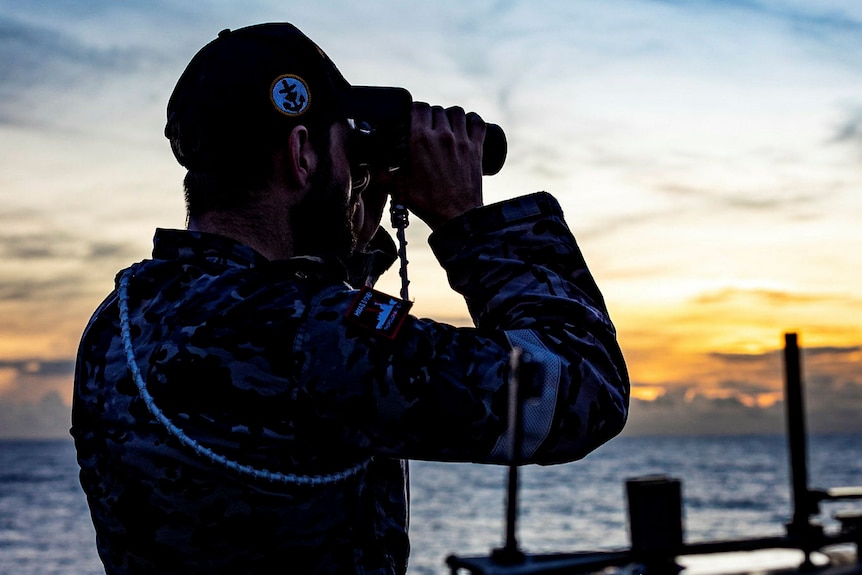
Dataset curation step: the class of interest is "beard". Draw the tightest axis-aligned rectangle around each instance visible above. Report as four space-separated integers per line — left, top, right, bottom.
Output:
289 152 358 261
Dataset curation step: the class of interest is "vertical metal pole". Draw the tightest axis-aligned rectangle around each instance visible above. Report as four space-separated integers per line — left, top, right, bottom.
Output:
493 348 526 565
784 332 812 530
783 332 822 570
504 348 522 551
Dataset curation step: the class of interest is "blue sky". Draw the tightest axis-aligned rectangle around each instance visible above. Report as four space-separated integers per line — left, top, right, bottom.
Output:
1 0 861 438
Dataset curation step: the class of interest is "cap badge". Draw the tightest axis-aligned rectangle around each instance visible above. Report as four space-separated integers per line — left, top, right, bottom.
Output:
271 74 310 116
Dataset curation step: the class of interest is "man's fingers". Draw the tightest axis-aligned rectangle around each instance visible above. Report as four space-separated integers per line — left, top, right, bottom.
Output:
446 106 467 137
430 105 448 130
412 101 432 131
465 111 486 144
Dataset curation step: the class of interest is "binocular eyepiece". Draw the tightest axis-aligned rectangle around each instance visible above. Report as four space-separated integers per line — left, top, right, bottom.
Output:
344 86 507 185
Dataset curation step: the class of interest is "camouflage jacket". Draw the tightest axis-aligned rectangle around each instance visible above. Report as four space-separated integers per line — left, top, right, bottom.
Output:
72 192 629 575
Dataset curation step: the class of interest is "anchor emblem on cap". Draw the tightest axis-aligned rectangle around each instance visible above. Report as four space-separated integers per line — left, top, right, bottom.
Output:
271 75 310 116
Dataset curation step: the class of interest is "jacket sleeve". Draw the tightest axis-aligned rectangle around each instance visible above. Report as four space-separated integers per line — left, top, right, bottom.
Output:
298 192 629 465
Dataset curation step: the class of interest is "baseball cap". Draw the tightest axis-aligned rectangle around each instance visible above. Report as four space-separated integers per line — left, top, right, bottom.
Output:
165 23 362 172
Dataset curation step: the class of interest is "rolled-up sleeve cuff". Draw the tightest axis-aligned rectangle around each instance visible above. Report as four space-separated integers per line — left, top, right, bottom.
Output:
428 192 563 258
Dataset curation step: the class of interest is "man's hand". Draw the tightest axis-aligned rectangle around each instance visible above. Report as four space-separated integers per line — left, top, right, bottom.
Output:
351 102 486 244
403 103 485 229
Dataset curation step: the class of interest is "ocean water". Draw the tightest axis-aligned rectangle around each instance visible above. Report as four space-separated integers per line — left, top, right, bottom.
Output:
1 435 859 575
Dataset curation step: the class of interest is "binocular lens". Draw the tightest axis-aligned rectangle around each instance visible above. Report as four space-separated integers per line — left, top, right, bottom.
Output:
482 123 506 176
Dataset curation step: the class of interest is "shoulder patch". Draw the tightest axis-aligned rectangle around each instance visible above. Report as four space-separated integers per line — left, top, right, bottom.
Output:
344 287 412 339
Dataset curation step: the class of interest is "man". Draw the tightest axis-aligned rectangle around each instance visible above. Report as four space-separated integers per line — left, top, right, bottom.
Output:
72 22 629 575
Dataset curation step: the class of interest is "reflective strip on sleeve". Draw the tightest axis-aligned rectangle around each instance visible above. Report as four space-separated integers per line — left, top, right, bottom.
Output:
490 329 561 463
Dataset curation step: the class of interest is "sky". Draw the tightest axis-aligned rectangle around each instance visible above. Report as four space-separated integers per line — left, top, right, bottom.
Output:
0 0 860 439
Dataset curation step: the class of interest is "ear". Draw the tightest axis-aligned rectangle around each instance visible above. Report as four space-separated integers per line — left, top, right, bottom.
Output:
276 125 316 189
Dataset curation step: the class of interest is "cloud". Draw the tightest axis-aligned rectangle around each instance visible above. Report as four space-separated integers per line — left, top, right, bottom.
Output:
647 0 862 37
0 0 861 443
626 342 862 436
579 206 691 241
0 358 76 377
0 215 140 307
0 390 71 439
693 288 835 306
623 387 862 437
0 359 75 439
806 344 862 356
0 257 122 305
0 230 78 260
655 182 823 215
829 108 862 153
623 389 786 436
0 276 85 302
0 9 175 130
0 228 139 262
708 351 777 364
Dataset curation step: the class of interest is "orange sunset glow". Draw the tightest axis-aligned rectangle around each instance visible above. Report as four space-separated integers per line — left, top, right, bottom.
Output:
1 0 861 439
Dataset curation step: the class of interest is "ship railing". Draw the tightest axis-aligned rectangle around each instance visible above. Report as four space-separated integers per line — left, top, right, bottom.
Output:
446 333 861 574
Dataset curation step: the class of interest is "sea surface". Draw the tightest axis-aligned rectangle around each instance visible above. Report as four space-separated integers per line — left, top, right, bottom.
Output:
1 435 860 575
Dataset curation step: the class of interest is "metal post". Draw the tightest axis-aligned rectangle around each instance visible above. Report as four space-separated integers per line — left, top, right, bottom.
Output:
784 333 811 527
492 348 526 565
783 332 821 565
627 476 684 571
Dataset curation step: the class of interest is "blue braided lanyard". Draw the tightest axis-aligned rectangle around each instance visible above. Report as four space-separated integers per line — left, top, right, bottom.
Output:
117 265 371 486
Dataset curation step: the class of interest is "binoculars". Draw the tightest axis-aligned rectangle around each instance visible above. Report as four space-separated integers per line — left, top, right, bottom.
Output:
344 87 507 184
